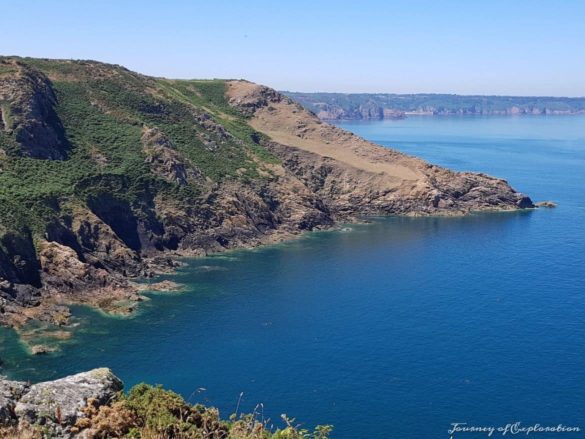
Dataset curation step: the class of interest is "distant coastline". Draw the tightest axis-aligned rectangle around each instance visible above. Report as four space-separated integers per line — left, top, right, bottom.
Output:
284 91 585 120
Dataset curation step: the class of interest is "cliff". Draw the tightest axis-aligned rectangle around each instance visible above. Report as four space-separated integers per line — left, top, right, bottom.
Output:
285 91 585 120
0 57 533 330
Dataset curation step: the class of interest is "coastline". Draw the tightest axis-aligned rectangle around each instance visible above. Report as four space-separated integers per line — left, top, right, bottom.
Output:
320 112 585 122
0 59 535 341
0 207 541 357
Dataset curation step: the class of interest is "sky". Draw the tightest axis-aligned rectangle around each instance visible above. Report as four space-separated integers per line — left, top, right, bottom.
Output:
2 0 584 96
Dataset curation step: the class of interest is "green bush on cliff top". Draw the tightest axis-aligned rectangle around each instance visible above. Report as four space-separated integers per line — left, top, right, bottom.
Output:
72 383 333 439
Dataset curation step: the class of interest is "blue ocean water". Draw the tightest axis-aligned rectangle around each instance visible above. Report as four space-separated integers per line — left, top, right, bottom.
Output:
1 115 585 438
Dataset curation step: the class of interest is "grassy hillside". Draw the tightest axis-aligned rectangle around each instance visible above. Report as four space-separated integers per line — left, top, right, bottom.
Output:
0 57 276 237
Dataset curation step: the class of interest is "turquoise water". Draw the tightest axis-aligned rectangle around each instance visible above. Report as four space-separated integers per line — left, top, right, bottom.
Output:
1 116 585 438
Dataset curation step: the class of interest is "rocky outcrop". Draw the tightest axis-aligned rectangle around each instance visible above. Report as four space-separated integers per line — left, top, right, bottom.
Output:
141 126 202 185
0 59 68 159
535 201 557 208
0 368 122 438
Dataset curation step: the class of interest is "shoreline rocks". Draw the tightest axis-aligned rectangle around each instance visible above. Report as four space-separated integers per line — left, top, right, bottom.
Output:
136 279 184 293
535 201 557 208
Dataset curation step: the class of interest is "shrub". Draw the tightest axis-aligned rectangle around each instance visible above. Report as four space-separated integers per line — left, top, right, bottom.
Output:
69 383 332 439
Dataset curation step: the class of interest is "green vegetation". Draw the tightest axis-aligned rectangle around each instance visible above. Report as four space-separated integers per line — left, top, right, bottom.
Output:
0 57 278 241
0 65 18 76
104 383 332 438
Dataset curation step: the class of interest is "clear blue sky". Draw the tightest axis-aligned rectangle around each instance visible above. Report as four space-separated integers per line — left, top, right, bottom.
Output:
2 0 584 96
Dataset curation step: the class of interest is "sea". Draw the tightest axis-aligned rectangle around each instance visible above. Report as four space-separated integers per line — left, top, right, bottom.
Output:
1 115 584 438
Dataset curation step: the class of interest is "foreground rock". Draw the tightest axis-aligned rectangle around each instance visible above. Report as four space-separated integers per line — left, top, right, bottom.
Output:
1 368 121 438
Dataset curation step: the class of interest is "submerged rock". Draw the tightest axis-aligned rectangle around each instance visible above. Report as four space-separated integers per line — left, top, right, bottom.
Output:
29 344 58 355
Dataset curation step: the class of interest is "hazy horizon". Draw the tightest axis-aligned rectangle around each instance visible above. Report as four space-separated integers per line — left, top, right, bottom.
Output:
282 89 585 99
2 0 584 97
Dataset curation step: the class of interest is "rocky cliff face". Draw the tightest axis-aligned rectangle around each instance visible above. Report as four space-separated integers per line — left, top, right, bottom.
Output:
312 101 406 120
0 59 69 159
0 57 533 332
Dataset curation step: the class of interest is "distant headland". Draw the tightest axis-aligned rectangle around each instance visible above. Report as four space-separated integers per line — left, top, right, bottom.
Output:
284 92 585 120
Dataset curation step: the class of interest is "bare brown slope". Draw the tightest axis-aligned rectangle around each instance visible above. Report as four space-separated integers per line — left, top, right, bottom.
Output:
227 80 533 216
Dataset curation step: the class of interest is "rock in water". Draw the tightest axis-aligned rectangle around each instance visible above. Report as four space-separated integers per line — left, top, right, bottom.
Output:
535 201 557 208
30 344 58 355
